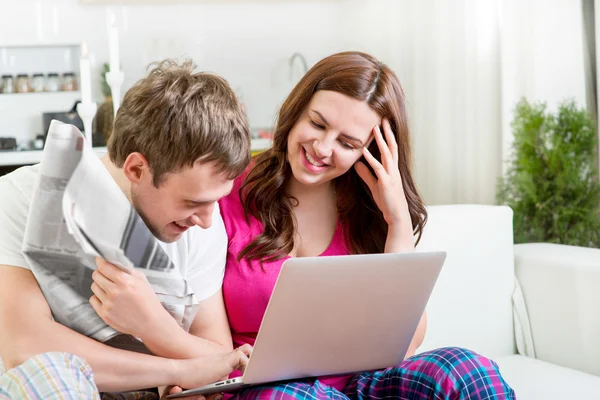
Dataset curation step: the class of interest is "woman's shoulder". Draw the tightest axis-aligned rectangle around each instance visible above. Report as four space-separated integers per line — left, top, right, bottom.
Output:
220 162 254 205
219 176 245 214
218 163 259 233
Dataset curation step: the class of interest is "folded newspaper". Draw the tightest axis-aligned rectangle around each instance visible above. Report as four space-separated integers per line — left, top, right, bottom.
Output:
22 120 200 353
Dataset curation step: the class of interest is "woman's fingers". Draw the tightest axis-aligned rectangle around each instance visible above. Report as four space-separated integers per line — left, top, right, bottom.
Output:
362 146 386 182
372 124 393 171
354 161 376 193
382 119 399 165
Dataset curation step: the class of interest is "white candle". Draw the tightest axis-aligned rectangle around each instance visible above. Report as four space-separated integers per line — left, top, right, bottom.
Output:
108 12 120 73
79 41 92 104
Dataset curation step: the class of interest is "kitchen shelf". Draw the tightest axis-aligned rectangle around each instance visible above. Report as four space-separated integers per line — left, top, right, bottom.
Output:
0 43 81 49
0 147 107 167
0 139 272 167
0 91 81 97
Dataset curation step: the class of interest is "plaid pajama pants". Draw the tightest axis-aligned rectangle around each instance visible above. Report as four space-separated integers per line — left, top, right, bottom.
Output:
0 347 515 399
230 347 516 400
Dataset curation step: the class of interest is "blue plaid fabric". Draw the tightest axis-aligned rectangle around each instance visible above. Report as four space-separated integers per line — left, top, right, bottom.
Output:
231 347 516 400
0 347 515 399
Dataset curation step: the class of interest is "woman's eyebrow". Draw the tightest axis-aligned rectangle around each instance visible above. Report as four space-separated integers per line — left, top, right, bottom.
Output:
339 133 364 146
311 109 365 145
311 110 330 125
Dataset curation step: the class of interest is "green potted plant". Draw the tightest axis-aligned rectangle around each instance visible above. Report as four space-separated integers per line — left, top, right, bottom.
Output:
497 98 600 247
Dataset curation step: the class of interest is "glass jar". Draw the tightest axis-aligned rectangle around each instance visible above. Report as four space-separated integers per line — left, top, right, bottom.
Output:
62 72 77 91
0 75 14 93
15 74 31 93
32 73 45 92
46 73 60 92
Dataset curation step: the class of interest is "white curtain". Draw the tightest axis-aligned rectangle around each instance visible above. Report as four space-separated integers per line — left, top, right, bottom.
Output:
341 0 589 205
385 0 502 205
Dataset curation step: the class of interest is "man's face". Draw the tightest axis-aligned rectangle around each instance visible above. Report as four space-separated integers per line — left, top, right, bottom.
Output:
131 161 233 243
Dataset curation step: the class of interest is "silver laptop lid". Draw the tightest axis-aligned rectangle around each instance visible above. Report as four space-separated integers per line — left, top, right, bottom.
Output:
242 251 446 384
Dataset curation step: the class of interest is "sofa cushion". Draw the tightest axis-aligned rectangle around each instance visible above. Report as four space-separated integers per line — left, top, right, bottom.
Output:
416 205 515 358
496 355 600 398
514 243 600 377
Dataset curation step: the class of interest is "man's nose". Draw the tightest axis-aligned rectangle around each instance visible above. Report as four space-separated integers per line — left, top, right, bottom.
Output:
190 204 214 229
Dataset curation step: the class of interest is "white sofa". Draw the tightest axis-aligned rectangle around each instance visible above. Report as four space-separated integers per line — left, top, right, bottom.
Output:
416 205 600 399
2 204 599 398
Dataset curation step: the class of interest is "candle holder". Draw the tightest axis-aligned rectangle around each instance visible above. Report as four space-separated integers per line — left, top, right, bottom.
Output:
105 70 124 118
76 102 98 148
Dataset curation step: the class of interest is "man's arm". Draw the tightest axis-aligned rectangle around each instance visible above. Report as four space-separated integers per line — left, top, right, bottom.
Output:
91 259 233 359
91 205 234 360
141 287 234 358
0 265 242 393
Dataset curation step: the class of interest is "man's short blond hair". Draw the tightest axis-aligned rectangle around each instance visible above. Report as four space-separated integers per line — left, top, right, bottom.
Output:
108 59 250 185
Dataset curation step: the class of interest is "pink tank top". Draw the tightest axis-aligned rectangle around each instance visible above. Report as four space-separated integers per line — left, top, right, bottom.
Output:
219 176 352 391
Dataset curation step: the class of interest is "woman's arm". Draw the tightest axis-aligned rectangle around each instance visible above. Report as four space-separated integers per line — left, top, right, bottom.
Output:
385 220 427 359
355 119 415 255
384 217 414 253
352 119 429 358
404 311 427 359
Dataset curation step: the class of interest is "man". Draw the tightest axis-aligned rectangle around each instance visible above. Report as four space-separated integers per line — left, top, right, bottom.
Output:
0 59 251 399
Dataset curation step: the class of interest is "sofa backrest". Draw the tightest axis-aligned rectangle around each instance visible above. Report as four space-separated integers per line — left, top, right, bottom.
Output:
415 204 516 358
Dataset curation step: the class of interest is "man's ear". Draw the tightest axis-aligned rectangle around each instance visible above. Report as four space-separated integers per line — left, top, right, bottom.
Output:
122 152 150 184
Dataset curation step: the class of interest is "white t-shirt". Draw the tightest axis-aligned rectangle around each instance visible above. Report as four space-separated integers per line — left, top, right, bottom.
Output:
0 164 227 304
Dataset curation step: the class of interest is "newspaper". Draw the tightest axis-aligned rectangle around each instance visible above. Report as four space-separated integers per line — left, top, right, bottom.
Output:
21 120 199 352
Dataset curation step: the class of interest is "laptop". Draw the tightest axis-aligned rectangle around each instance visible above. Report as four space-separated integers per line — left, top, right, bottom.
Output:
168 251 446 398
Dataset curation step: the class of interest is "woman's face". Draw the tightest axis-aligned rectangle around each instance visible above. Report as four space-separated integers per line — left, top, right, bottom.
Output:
287 90 381 188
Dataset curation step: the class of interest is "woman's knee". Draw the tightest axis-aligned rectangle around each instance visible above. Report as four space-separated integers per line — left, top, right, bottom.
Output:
415 346 515 398
420 347 498 372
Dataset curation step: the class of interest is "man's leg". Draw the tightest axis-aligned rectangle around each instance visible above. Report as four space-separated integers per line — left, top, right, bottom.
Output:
0 352 100 400
344 347 516 400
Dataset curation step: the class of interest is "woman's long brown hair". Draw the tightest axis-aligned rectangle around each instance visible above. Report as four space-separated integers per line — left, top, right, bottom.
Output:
239 51 427 263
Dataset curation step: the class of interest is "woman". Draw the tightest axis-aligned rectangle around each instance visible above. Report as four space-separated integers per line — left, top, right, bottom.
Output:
218 51 515 399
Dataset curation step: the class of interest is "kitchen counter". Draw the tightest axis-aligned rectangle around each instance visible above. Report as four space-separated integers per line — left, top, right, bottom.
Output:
0 147 108 167
0 138 272 167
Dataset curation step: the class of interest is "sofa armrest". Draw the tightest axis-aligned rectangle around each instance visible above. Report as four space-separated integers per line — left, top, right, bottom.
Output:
514 243 600 377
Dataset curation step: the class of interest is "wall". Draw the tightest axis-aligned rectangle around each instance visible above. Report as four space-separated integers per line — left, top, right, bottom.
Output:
0 0 591 205
0 0 370 144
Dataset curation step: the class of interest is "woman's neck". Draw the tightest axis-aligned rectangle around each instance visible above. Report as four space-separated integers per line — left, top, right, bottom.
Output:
286 177 336 208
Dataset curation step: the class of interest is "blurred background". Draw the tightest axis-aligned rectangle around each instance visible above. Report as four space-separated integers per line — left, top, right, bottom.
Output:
0 0 597 211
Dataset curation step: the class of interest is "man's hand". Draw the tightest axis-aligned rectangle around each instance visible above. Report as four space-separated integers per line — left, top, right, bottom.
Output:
162 385 223 400
90 257 170 339
171 344 252 395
